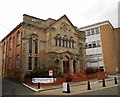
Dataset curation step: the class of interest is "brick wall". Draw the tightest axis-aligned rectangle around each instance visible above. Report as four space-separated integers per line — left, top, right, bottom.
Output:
100 24 117 74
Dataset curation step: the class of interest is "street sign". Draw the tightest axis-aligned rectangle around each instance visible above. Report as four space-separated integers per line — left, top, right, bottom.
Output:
32 78 54 83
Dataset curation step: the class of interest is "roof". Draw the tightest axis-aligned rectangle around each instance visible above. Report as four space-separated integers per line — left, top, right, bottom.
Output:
1 14 80 43
79 20 115 30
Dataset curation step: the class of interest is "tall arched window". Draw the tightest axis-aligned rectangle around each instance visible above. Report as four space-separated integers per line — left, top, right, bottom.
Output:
29 38 32 53
28 34 38 70
35 39 38 54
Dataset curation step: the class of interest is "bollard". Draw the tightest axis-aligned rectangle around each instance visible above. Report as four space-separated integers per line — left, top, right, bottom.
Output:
102 79 106 87
114 77 118 84
67 83 70 93
38 83 40 89
87 81 91 90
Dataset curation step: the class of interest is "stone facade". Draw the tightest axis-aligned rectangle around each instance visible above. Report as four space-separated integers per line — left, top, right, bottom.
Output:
0 14 86 79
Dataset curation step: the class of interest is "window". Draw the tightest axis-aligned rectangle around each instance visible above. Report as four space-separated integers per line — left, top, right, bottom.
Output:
59 37 61 46
17 31 20 45
16 55 20 69
29 57 32 70
29 38 32 53
69 39 71 48
85 43 88 49
95 27 100 34
91 29 95 35
85 31 88 36
35 39 38 54
66 38 68 47
97 40 101 47
54 37 58 46
92 41 96 48
62 37 65 47
88 43 92 48
9 38 12 49
72 40 74 48
8 58 12 70
87 30 90 36
34 57 38 69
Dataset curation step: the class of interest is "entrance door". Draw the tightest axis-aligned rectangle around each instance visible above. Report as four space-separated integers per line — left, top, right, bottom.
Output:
63 60 69 73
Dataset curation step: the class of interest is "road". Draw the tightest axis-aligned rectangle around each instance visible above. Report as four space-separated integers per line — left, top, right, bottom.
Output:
78 85 119 95
2 78 34 95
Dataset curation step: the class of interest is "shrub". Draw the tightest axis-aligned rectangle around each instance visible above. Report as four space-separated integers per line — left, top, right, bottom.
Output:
85 67 98 74
24 67 48 78
59 71 64 78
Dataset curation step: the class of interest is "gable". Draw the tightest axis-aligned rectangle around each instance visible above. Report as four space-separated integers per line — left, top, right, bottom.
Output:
50 15 78 36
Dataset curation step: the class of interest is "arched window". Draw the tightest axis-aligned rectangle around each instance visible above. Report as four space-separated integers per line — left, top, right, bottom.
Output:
59 37 61 46
54 36 58 46
8 58 12 70
34 57 38 69
29 38 32 53
29 57 32 70
72 40 74 48
66 38 68 47
17 31 20 45
35 39 38 54
69 39 71 48
62 37 65 47
16 54 20 70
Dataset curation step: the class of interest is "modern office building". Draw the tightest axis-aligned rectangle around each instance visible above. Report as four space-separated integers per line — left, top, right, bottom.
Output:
79 21 118 74
0 14 86 79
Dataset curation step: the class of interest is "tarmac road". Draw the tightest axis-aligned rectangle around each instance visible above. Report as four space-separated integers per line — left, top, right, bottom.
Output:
2 78 34 96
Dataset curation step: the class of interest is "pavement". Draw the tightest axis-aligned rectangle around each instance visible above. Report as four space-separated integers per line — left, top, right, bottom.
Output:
22 75 119 95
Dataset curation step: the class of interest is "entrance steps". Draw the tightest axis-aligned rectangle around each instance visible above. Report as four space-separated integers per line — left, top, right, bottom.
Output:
64 70 88 82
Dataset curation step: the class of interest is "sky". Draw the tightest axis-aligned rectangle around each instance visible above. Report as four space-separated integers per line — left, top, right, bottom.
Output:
0 0 119 41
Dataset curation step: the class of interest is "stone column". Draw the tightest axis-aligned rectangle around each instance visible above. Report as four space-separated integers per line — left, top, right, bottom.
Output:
69 58 73 73
60 58 63 72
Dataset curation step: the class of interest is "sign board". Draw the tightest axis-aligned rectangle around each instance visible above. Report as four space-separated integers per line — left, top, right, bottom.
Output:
32 78 54 83
63 82 67 92
49 69 53 76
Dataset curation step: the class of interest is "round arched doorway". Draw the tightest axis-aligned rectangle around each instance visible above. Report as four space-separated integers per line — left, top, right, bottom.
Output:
63 56 69 73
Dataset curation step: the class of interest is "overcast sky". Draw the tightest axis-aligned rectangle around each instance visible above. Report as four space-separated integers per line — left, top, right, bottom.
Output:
0 0 119 41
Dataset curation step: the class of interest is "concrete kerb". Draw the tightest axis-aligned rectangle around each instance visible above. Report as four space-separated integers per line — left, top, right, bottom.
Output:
22 76 119 92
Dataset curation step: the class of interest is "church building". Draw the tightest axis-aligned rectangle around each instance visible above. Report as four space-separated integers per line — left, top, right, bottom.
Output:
0 14 86 79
